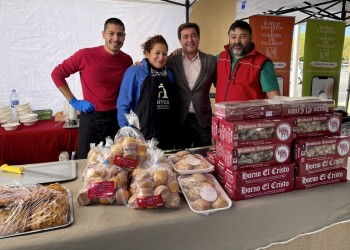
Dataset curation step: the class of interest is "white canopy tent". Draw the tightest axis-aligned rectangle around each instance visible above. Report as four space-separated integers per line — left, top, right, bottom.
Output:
235 0 350 106
0 0 194 114
236 0 350 25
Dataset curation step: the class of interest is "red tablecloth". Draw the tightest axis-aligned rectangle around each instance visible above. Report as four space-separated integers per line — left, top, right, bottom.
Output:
0 118 78 165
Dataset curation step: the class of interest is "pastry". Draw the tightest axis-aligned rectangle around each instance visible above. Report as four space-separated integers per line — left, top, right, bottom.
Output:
115 189 130 205
154 185 170 201
122 137 138 159
185 187 201 201
168 178 179 193
110 143 124 156
175 159 194 171
99 197 114 205
135 171 153 188
164 193 180 209
30 194 69 230
136 143 148 158
153 169 168 186
191 198 211 211
212 197 229 209
137 188 154 197
192 173 207 182
77 189 92 206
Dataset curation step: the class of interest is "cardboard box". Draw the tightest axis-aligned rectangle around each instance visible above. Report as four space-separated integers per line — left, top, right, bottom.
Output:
294 136 350 175
222 142 292 171
215 142 225 162
292 113 342 138
295 168 347 190
224 177 294 201
224 163 295 186
214 99 282 122
211 116 220 140
220 119 294 147
206 150 216 165
279 97 334 117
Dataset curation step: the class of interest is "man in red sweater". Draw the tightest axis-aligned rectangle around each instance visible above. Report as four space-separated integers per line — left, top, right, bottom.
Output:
51 18 133 159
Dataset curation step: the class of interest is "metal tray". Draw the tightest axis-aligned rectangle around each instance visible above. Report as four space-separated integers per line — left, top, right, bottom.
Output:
0 188 74 239
0 161 77 186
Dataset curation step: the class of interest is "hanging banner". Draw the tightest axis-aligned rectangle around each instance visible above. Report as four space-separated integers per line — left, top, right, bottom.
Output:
302 19 345 107
249 15 295 96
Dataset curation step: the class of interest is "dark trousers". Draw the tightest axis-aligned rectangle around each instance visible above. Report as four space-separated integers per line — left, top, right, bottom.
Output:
77 110 119 159
175 113 212 149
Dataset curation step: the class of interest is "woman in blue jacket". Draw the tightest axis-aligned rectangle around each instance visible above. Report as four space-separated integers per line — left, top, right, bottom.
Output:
117 35 176 150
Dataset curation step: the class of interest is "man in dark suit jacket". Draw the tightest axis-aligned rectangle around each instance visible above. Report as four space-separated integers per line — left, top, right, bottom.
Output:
167 22 217 149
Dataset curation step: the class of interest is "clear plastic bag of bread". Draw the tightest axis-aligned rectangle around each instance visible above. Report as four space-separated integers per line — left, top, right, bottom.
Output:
110 111 148 170
128 143 180 209
86 137 114 166
77 160 129 206
0 182 71 237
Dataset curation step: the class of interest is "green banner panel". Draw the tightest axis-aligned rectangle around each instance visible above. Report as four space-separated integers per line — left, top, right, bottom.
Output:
302 19 345 107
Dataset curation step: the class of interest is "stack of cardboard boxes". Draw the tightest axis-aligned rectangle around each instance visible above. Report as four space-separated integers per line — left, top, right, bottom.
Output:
209 97 348 201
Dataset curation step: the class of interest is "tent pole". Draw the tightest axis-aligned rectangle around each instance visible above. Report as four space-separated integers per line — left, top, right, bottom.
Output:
186 0 189 22
341 0 346 20
161 0 197 23
345 73 350 111
291 24 301 97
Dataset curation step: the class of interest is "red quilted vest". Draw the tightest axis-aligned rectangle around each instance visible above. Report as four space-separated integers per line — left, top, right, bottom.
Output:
216 45 269 102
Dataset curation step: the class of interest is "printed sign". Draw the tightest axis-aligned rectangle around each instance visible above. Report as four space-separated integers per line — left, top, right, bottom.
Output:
250 15 295 96
302 19 345 106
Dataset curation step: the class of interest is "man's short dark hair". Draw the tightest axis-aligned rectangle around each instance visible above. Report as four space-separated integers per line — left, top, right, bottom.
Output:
104 18 125 31
228 20 252 35
177 22 200 40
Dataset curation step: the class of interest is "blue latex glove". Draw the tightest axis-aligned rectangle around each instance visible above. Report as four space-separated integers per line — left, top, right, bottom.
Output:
69 97 95 113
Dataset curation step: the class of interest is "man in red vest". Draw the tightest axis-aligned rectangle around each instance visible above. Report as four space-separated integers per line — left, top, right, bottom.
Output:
216 20 280 102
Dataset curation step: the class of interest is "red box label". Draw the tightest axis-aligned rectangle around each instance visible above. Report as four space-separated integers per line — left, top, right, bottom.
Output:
292 113 341 138
295 168 347 190
136 195 164 208
281 99 334 117
294 136 350 175
224 177 294 201
113 155 138 169
223 143 291 171
224 163 295 186
88 181 115 199
221 119 294 147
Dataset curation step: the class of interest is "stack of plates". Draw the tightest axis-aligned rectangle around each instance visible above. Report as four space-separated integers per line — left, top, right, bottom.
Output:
19 113 38 126
15 103 32 117
0 106 14 124
1 122 20 131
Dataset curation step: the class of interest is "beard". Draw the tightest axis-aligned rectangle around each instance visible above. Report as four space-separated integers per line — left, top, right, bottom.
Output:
230 43 251 58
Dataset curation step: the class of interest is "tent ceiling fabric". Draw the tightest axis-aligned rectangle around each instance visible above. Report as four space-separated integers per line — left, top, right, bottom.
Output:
236 0 350 25
0 0 186 113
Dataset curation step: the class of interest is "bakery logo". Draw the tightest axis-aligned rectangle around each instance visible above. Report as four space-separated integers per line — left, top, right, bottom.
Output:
337 140 350 156
275 145 289 163
276 123 291 141
157 83 170 109
327 117 340 132
306 106 312 114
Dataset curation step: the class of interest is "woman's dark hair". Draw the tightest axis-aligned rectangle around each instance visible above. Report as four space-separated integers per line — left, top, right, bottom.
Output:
141 35 168 55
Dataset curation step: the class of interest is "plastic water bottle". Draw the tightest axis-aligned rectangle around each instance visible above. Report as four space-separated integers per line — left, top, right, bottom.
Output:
10 89 19 108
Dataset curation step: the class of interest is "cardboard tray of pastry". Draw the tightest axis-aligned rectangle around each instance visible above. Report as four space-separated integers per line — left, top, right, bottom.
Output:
178 173 232 215
168 150 214 175
0 182 74 238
